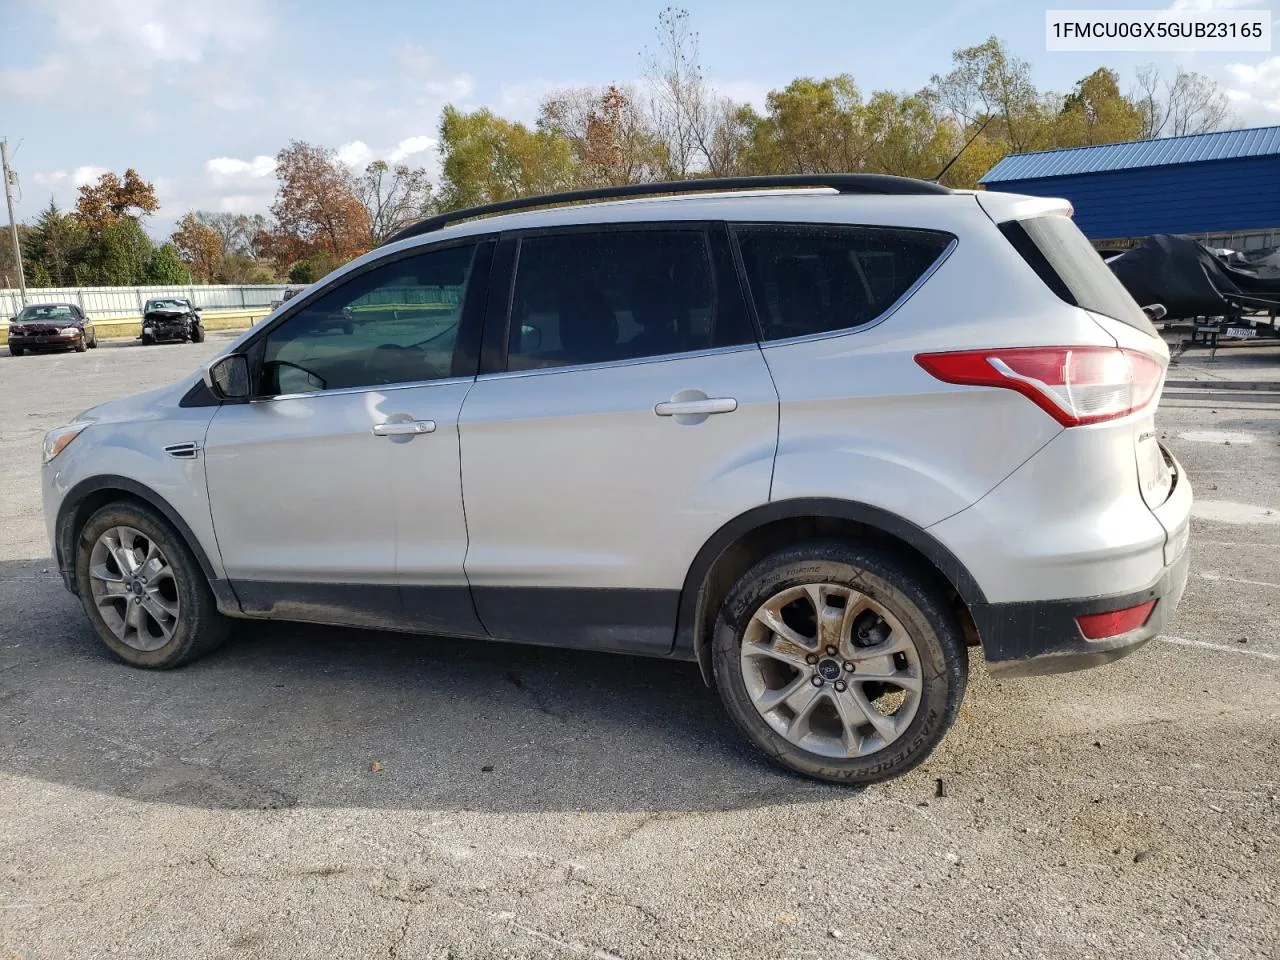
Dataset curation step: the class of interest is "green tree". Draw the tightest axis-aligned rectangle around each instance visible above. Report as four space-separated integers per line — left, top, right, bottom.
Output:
80 218 155 285
931 37 1051 156
144 243 191 284
437 105 577 212
739 76 870 174
20 201 86 287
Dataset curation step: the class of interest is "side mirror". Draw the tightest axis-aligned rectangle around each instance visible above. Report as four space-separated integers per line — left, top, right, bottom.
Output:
206 354 250 400
194 306 203 313
1142 303 1167 322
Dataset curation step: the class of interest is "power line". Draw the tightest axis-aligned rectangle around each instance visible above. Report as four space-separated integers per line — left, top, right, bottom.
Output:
1 138 27 306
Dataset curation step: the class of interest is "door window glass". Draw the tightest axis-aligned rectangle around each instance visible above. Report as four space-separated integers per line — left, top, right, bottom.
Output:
507 230 724 371
736 225 953 341
260 244 476 396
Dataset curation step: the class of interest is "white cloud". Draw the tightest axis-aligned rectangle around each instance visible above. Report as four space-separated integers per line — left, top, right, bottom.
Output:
1222 57 1280 122
205 155 276 183
388 135 435 164
0 0 272 103
336 141 375 170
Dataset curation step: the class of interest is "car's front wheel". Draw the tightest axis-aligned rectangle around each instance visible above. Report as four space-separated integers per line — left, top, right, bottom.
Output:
712 541 967 785
75 501 231 668
8 345 22 356
141 331 155 345
191 324 205 343
73 335 87 353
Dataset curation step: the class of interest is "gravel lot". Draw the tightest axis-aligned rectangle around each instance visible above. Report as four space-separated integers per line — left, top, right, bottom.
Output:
1 334 1277 960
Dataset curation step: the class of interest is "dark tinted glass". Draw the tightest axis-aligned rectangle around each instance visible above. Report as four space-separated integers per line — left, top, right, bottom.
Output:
1000 215 1156 334
507 230 727 371
736 225 953 341
260 244 475 396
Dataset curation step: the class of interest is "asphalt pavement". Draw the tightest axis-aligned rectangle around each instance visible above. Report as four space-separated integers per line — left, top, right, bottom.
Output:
1 334 1277 959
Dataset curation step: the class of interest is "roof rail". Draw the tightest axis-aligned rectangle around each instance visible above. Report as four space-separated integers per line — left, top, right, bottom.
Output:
384 174 950 245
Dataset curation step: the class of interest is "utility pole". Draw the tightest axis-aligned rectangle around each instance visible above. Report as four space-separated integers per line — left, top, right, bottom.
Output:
1 138 27 307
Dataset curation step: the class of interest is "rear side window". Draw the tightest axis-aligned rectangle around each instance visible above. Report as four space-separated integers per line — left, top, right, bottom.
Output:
1000 215 1155 334
735 225 954 341
507 229 750 371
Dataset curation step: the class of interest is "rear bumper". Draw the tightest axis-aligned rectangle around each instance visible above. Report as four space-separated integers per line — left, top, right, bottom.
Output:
971 545 1189 676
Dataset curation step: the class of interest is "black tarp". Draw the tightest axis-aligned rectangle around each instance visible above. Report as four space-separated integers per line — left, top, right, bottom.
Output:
1107 235 1280 320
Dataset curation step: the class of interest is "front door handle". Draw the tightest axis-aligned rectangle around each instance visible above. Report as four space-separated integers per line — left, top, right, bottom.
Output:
372 420 436 437
654 397 738 417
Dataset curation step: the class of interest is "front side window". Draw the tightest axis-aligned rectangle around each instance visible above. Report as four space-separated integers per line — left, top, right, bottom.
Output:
259 244 475 396
736 225 954 341
507 230 727 371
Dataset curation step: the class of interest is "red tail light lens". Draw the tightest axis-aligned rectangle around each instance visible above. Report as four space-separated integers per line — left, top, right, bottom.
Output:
1075 600 1157 640
914 347 1164 427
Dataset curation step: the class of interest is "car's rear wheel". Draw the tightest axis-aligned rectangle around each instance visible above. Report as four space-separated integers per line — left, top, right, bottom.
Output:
712 541 967 785
87 331 98 348
75 501 231 669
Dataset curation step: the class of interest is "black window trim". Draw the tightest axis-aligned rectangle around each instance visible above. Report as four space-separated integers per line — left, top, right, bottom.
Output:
236 236 495 402
476 219 760 379
727 222 959 348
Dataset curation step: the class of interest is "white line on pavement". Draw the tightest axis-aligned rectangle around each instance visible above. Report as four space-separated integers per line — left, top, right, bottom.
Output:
1158 635 1280 661
1200 571 1280 590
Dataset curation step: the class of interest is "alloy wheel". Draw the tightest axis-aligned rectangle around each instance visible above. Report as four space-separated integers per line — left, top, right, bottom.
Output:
87 525 181 651
739 582 923 759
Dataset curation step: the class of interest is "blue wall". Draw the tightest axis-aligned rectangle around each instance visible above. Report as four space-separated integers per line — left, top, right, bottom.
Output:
995 155 1280 239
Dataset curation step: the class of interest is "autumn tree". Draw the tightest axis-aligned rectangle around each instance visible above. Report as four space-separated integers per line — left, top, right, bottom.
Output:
270 141 371 271
538 84 667 186
74 169 159 231
739 76 873 174
355 160 433 246
1132 65 1232 139
931 37 1052 157
436 106 576 211
171 212 224 282
1056 68 1143 147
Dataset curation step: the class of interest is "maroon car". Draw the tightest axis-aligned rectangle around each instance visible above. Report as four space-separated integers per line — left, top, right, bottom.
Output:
6 303 99 356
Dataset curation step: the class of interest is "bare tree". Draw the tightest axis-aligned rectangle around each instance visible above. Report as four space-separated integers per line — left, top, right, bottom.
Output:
355 160 433 246
1131 65 1233 139
642 6 721 177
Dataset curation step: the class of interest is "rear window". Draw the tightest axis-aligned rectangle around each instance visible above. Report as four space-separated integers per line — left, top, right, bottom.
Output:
1000 215 1155 334
735 225 954 341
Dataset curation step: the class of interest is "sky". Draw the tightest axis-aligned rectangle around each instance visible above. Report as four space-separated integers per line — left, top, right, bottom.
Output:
1 0 1278 237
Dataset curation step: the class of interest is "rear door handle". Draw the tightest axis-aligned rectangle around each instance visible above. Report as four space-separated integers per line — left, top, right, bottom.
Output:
372 420 436 437
654 398 738 417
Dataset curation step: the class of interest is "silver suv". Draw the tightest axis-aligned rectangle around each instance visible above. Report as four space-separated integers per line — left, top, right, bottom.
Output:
41 175 1191 784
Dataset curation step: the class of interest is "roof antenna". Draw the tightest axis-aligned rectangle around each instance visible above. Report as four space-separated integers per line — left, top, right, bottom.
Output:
932 116 992 184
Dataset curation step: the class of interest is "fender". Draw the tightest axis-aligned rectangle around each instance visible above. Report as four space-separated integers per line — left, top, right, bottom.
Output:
54 474 240 614
671 497 988 678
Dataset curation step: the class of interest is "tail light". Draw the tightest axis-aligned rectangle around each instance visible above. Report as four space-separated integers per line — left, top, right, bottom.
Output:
914 346 1164 427
1076 600 1156 640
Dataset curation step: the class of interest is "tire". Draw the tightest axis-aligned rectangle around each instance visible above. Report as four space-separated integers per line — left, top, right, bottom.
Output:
8 346 22 357
191 324 205 343
141 332 155 346
87 331 98 349
711 540 967 786
74 336 87 353
74 501 231 669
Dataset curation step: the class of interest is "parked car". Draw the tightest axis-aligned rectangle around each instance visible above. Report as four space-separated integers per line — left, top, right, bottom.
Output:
7 302 98 355
40 175 1191 785
140 298 205 345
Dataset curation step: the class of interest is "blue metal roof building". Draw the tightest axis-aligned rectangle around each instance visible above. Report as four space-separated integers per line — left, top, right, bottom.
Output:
979 126 1280 247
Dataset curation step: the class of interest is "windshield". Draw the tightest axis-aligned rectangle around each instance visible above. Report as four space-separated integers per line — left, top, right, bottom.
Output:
145 299 188 311
15 305 76 323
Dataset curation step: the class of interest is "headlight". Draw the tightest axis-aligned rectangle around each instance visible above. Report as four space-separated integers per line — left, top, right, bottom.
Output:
59 327 81 336
43 423 88 464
